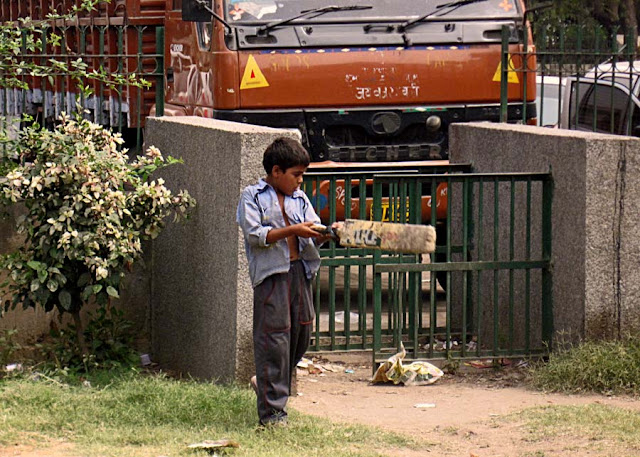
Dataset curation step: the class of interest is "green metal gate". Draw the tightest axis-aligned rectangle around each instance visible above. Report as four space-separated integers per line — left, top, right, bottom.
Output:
304 168 554 364
302 163 470 352
371 172 553 366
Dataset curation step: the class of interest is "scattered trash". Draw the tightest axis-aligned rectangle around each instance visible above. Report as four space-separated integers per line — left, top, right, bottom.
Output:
335 311 359 324
5 363 22 372
345 369 355 374
140 354 152 366
413 403 436 408
320 364 343 373
297 357 323 374
465 358 514 369
188 439 239 455
372 344 443 386
466 340 477 351
82 380 91 388
424 339 461 351
514 359 529 368
466 359 494 369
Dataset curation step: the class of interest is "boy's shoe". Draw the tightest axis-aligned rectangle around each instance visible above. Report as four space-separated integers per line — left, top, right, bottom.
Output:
259 411 288 428
250 376 258 395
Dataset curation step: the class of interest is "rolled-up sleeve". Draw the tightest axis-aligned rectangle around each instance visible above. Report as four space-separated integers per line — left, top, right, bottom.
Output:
237 189 271 247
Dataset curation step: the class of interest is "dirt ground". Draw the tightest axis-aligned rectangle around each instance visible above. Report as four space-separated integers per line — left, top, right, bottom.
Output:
3 353 640 457
290 352 640 457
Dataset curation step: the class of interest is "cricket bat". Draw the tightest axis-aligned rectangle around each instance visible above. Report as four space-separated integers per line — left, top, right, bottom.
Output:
312 219 436 254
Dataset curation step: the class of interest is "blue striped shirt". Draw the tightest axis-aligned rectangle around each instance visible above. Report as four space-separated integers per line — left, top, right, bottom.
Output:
236 179 321 288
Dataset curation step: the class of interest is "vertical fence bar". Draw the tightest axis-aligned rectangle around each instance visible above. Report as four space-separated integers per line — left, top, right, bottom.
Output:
117 26 124 133
429 177 437 357
135 26 143 151
372 179 383 368
461 177 469 357
625 29 634 135
476 178 484 357
343 174 352 349
500 25 509 123
541 174 554 350
79 26 87 115
358 176 367 348
308 176 321 351
521 21 529 124
98 26 105 125
410 179 421 359
155 26 164 117
41 26 48 123
399 179 407 338
328 177 337 350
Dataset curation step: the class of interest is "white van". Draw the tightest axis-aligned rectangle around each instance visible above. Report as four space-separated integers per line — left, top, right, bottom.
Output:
560 61 640 136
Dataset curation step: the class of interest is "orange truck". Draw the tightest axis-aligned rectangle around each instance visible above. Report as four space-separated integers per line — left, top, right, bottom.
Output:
1 0 535 221
1 0 536 159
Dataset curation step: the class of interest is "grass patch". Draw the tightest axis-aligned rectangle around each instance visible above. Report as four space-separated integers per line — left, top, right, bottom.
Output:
0 369 421 457
529 336 640 395
510 404 640 448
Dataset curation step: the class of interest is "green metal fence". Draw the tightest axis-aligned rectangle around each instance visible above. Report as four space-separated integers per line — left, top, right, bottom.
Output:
0 24 164 152
501 23 639 136
302 163 471 352
370 172 554 366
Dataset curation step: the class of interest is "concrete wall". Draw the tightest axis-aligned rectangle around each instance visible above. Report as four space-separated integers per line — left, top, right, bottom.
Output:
145 116 297 383
450 122 640 340
0 204 59 342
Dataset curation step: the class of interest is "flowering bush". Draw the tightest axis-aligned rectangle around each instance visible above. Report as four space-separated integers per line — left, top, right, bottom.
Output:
0 114 195 350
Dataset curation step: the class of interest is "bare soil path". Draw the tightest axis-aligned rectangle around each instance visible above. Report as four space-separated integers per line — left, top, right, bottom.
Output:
290 353 640 457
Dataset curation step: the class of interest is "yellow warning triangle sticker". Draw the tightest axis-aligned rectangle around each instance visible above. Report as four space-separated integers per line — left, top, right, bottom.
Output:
492 55 520 84
240 55 269 90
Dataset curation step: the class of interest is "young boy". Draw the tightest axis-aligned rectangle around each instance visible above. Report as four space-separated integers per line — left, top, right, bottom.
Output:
236 137 334 426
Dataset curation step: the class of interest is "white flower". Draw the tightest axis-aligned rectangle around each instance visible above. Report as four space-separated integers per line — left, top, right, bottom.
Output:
96 267 109 280
145 145 163 160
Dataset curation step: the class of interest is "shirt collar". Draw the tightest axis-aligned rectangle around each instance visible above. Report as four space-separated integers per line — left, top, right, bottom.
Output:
257 178 305 199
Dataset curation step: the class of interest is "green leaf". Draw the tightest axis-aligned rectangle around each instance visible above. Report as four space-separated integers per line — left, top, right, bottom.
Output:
59 290 72 310
106 286 119 298
27 261 42 270
38 269 48 282
82 285 93 301
77 273 91 287
93 284 103 294
30 280 40 292
46 279 59 292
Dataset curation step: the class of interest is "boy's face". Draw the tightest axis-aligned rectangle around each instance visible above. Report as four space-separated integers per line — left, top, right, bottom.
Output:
271 164 307 196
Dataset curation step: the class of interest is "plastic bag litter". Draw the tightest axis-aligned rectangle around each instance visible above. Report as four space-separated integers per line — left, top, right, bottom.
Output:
372 344 443 386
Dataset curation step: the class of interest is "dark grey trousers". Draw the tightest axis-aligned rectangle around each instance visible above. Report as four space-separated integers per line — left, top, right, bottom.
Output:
253 260 313 425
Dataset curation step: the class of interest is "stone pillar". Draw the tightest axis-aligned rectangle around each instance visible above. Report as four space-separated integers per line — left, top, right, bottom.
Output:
450 122 640 341
145 116 298 382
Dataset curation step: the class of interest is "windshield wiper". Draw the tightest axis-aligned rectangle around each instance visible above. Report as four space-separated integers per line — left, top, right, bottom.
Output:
257 5 373 35
397 0 488 33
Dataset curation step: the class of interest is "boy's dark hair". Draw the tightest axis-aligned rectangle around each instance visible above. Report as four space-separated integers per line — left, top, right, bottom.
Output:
263 137 310 174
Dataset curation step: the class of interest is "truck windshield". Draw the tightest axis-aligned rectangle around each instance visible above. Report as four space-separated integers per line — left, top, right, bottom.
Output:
224 0 522 24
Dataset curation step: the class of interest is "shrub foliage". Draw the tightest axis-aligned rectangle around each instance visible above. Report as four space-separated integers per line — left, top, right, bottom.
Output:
0 115 195 351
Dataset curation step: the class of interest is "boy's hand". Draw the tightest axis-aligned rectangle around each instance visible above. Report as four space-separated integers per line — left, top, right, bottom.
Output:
293 221 322 238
